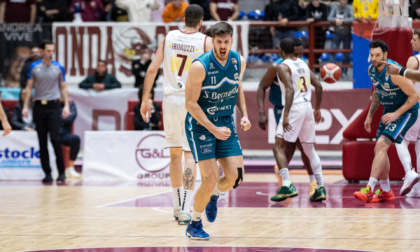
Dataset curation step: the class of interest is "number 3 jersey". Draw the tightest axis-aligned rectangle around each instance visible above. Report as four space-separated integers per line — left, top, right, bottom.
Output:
162 30 207 95
278 58 311 106
194 50 242 119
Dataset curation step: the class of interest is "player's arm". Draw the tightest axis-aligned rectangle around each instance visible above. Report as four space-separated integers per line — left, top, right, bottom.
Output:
277 64 293 132
141 39 164 122
383 60 420 82
0 102 11 137
381 75 420 125
257 63 277 130
204 36 213 52
185 62 230 140
236 56 251 131
60 80 70 118
22 79 33 118
309 70 323 123
364 87 379 133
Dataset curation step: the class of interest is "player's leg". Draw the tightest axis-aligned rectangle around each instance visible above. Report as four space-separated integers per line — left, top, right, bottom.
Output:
300 143 325 201
407 138 420 197
178 151 196 225
296 139 316 195
169 147 183 219
396 139 420 195
273 105 283 187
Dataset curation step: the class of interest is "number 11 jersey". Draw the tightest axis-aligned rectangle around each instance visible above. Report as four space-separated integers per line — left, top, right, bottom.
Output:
163 30 207 95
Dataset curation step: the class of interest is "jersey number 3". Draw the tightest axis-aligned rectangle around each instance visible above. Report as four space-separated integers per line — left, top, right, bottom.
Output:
298 76 309 93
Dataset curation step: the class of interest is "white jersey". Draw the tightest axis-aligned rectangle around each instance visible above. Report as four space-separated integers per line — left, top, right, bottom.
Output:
414 54 420 96
278 58 312 105
162 30 207 95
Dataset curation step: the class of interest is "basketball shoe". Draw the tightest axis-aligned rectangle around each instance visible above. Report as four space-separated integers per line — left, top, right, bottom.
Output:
371 187 395 203
186 219 210 240
308 181 317 196
406 182 420 198
400 170 420 196
270 184 298 201
274 165 282 187
353 186 374 203
205 195 219 222
173 208 180 221
310 185 326 202
178 212 191 225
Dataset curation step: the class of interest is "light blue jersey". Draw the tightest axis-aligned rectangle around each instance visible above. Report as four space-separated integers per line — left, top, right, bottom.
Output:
192 49 241 119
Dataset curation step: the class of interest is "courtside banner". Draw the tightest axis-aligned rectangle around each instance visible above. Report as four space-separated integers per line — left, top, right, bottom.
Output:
83 131 172 181
0 132 57 180
53 22 249 85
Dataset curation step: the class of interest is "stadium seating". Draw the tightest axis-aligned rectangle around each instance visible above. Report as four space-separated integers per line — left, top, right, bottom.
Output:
124 100 163 130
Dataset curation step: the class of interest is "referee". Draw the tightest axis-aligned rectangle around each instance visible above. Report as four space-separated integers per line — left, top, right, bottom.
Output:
22 40 70 183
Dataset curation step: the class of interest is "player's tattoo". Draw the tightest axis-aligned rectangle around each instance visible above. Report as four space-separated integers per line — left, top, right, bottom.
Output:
368 91 380 117
183 167 194 190
380 135 393 145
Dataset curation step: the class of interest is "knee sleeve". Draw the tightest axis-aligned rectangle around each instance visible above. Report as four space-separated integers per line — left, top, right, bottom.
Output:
396 139 411 165
233 167 243 189
301 143 322 175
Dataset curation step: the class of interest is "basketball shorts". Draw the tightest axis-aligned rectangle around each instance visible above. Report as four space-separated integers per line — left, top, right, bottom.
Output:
162 94 190 151
377 109 418 144
185 114 242 162
404 106 420 142
276 102 316 143
273 105 283 125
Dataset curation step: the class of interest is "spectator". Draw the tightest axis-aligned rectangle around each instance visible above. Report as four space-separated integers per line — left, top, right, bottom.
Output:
115 0 159 22
328 0 354 77
297 0 309 20
11 89 35 131
134 88 160 130
306 0 328 62
210 0 238 21
161 0 188 22
353 0 378 22
109 1 129 21
265 0 299 49
410 0 420 20
59 100 81 179
69 0 105 22
21 46 42 89
79 60 121 91
5 46 30 88
101 0 112 21
190 0 211 20
38 0 69 23
0 0 36 23
132 48 158 88
0 91 11 136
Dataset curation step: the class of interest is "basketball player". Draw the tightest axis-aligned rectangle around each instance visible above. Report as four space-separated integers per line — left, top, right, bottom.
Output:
257 38 317 200
140 4 213 225
353 40 419 203
184 22 251 240
273 38 326 202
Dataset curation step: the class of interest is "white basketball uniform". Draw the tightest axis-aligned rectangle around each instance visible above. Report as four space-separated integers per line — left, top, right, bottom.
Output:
404 54 420 142
162 30 207 150
276 58 316 143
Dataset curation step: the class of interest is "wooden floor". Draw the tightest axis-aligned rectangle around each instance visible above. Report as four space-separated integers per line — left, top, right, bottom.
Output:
1 172 420 252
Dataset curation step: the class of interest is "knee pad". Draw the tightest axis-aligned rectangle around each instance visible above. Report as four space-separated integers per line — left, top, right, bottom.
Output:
233 167 243 189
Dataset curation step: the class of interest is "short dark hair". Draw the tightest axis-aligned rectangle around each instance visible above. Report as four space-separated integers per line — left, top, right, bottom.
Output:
369 40 388 53
293 38 303 47
414 29 420 40
280 38 295 55
98 59 107 65
212 22 233 38
205 26 214 37
185 4 204 27
40 40 53 50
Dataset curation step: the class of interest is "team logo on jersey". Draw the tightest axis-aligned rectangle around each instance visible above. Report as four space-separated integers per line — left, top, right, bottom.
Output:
199 135 206 141
384 83 390 89
178 82 183 88
210 63 215 70
232 58 238 71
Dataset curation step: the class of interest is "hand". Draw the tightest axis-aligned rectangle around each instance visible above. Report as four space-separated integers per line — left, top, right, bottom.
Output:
381 61 400 76
336 18 343 26
280 18 288 25
382 112 399 125
22 107 28 118
269 26 275 36
283 115 292 132
212 126 231 140
307 18 315 23
140 100 151 123
240 117 251 131
314 109 322 124
93 83 105 91
258 113 268 131
62 106 70 119
24 126 35 132
2 121 11 137
364 117 372 133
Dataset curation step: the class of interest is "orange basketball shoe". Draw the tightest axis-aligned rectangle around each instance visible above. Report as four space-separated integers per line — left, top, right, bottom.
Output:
371 188 395 203
353 186 374 203
274 165 282 187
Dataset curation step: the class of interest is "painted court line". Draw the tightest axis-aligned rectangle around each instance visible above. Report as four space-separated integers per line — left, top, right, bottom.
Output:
96 190 172 208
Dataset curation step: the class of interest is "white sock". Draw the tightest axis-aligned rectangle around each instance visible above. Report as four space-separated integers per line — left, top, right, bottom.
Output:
396 139 413 174
279 168 291 187
315 174 324 187
181 189 194 213
212 185 223 196
367 177 378 192
380 179 390 192
192 210 202 222
172 187 182 209
309 175 316 183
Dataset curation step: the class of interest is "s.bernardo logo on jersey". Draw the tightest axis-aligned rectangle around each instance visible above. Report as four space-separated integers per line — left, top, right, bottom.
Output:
203 86 239 103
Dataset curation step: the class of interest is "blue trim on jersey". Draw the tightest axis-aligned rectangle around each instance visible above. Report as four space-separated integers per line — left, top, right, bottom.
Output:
393 113 411 139
28 59 42 80
52 61 66 82
211 50 231 70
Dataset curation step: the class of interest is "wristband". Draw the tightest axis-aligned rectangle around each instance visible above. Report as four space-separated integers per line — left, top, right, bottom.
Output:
399 67 407 77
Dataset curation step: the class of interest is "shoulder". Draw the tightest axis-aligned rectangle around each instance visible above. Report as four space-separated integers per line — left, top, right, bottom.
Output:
52 61 66 71
30 60 42 69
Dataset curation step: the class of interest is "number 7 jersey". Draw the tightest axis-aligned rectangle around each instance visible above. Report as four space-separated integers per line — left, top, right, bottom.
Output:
278 58 312 105
163 30 207 94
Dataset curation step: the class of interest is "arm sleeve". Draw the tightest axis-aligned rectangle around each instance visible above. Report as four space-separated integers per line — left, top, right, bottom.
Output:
79 75 94 89
104 74 121 89
344 5 355 23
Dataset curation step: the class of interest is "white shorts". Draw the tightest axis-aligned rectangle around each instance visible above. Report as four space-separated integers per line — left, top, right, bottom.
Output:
276 102 316 143
162 94 190 151
404 106 420 142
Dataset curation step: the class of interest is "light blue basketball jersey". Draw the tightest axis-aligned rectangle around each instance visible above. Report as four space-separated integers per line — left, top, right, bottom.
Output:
193 49 241 119
368 58 419 113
